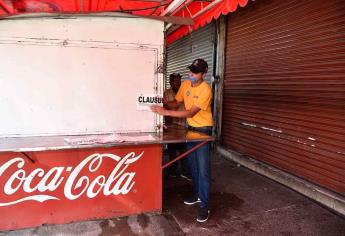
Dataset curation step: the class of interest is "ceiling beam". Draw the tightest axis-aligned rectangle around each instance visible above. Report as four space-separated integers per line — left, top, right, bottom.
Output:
169 0 193 16
192 0 221 19
166 0 222 33
160 0 185 16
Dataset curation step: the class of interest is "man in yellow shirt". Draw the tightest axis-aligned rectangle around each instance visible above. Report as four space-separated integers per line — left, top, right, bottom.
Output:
151 59 213 223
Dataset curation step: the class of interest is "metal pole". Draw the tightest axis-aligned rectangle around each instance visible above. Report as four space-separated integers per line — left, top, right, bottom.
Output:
162 141 208 169
21 152 35 163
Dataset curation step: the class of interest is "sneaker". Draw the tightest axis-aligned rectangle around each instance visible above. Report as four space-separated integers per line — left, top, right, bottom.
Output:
197 207 210 223
183 196 201 205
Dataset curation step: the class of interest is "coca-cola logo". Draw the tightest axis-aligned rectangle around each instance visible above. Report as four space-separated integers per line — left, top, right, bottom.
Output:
0 152 144 206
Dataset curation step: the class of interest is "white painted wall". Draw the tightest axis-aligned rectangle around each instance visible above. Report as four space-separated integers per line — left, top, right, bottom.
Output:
0 15 164 137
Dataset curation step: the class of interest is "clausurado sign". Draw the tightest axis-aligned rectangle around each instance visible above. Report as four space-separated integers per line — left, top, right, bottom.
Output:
0 145 162 230
137 94 163 111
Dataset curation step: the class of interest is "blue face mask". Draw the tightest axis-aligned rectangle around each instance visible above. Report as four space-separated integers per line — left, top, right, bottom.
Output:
188 75 198 84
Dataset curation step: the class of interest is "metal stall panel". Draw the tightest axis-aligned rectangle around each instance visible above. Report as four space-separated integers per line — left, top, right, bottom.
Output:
221 0 345 195
166 22 216 85
0 16 164 137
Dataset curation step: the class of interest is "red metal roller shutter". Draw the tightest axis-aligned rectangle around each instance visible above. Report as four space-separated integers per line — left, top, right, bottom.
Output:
221 0 345 195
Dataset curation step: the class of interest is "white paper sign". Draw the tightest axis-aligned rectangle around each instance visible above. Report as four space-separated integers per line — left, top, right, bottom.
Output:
136 94 163 111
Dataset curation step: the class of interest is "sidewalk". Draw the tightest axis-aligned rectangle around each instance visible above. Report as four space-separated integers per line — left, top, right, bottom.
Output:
163 152 345 235
1 152 345 235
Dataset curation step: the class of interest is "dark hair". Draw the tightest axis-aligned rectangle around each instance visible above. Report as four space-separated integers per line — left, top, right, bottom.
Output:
169 73 182 81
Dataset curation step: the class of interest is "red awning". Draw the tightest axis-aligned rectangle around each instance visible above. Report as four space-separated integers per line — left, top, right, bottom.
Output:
0 0 248 44
0 0 171 15
166 0 249 44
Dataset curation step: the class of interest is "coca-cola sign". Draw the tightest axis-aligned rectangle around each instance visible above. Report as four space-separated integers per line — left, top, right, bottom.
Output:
0 152 143 206
0 145 162 231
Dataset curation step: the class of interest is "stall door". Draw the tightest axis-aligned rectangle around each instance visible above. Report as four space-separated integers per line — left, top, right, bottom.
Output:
222 0 345 195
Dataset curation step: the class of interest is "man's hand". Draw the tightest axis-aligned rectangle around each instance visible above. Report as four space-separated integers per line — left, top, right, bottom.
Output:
162 97 169 104
151 104 200 118
150 105 168 116
164 99 182 110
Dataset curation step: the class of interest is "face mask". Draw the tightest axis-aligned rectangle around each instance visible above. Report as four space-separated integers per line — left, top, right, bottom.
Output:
188 75 198 84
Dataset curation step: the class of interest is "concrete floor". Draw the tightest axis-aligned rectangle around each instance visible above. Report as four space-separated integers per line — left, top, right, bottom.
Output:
1 152 345 236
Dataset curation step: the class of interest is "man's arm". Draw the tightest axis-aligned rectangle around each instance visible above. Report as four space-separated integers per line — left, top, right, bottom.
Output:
164 99 183 110
151 105 200 118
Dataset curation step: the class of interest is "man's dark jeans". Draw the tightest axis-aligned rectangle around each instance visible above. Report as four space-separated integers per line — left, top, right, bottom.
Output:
186 126 212 209
167 143 189 176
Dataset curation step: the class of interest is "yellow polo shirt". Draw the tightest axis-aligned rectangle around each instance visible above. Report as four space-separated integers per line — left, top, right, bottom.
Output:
175 80 213 127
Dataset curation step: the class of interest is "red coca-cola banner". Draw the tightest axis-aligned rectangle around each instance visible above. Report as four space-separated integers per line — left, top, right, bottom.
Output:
0 145 162 230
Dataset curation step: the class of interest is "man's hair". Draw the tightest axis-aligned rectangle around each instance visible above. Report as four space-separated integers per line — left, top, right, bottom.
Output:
169 73 182 81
